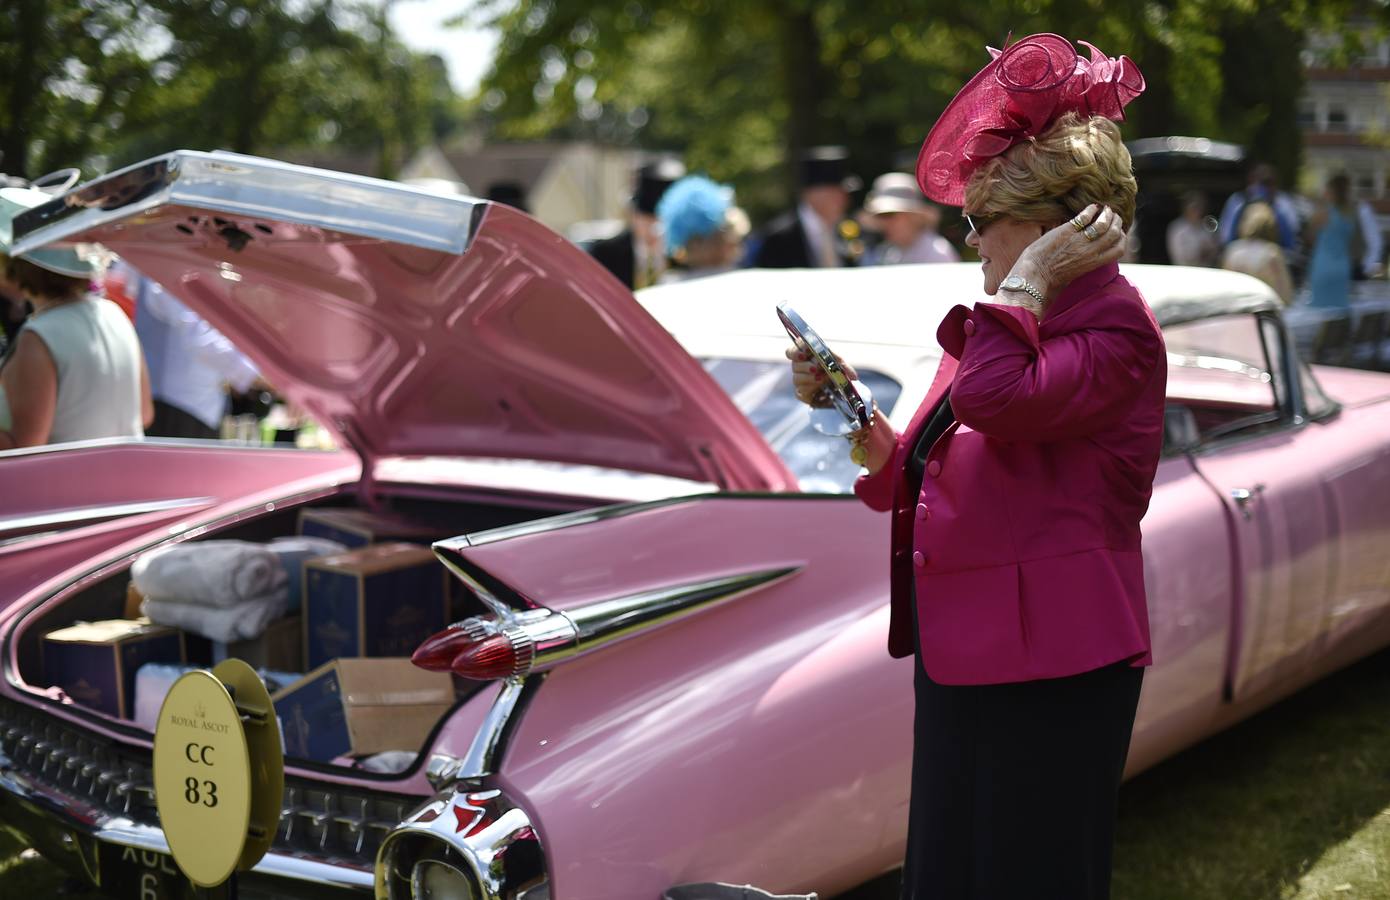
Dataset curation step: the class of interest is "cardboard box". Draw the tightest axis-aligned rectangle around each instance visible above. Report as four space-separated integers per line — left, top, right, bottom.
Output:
211 614 303 673
297 508 441 549
303 543 448 671
43 619 185 719
124 582 144 620
272 658 454 762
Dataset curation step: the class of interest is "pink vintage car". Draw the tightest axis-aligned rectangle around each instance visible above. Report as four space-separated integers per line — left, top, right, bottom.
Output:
3 152 1390 900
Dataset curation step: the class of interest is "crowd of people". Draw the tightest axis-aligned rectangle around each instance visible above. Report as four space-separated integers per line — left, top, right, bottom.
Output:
586 149 1385 315
1166 163 1384 307
585 145 960 291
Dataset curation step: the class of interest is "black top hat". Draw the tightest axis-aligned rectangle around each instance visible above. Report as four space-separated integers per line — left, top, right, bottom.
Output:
799 146 862 192
633 157 686 215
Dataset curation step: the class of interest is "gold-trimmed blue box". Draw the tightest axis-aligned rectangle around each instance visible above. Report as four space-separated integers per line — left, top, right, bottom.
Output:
302 543 449 671
296 508 441 549
43 619 186 719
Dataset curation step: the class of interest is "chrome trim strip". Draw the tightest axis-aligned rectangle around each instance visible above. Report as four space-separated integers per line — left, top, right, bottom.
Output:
11 150 486 258
432 493 823 614
453 492 852 551
450 494 708 549
564 567 800 650
457 677 526 779
445 567 801 685
0 436 345 459
375 783 547 900
0 496 213 540
432 543 526 619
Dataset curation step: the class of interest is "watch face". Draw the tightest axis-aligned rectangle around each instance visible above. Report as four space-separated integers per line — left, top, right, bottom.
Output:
1002 275 1024 290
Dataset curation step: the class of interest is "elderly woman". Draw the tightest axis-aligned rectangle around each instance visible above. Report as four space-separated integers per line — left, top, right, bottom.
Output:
0 187 151 448
790 34 1161 899
862 172 959 265
655 175 748 283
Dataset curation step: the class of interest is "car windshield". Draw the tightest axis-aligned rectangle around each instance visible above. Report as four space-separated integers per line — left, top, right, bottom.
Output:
701 358 903 494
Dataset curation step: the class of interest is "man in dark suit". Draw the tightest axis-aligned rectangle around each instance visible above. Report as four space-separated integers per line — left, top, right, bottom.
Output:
751 146 863 269
589 158 685 289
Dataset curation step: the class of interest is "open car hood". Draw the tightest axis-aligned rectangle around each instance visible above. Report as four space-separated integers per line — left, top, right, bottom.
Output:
13 151 794 491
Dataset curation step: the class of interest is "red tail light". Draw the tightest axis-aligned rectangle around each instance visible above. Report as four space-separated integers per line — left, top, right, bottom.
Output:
451 634 521 680
413 620 532 680
411 628 477 671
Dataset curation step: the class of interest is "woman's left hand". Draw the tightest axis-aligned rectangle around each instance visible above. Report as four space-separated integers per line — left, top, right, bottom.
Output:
1008 204 1126 306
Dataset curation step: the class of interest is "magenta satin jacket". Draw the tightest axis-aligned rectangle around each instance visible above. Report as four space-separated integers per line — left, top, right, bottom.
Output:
855 263 1167 685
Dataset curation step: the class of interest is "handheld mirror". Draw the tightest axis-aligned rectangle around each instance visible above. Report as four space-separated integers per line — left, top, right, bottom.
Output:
776 301 875 436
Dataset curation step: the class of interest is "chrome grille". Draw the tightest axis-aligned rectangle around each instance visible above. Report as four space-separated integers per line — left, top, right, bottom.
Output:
0 697 420 867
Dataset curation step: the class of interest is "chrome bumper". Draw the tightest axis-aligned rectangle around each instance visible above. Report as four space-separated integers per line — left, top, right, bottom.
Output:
0 695 426 897
0 755 373 897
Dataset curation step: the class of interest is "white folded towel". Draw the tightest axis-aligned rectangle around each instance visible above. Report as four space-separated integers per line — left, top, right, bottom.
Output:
132 540 287 608
267 536 347 558
142 591 289 643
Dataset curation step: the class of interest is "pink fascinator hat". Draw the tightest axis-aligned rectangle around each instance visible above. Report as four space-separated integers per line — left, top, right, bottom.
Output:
915 33 1145 207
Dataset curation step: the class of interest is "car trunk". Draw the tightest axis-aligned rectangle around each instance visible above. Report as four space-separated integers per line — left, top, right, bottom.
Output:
6 481 596 775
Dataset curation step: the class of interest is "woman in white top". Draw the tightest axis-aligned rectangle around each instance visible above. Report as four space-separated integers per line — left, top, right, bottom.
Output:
862 172 960 265
0 187 151 448
1220 200 1296 306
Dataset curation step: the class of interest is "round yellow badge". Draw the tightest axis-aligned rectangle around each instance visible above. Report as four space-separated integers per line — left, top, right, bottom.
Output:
153 670 252 886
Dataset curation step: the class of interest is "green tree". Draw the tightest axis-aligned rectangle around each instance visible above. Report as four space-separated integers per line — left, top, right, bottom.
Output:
1 0 462 181
0 0 151 178
467 0 1383 217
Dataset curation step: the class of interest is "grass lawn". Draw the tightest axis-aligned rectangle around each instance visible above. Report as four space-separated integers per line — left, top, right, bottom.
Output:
4 649 1390 898
1113 648 1390 900
0 829 69 894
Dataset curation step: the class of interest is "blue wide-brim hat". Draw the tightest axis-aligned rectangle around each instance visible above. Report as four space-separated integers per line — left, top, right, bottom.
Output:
0 186 106 278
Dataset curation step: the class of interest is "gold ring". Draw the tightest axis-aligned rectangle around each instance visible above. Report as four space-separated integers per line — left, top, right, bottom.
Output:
1070 216 1087 232
1083 224 1100 241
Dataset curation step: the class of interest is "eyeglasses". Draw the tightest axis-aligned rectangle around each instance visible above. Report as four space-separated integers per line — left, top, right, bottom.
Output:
964 211 1003 237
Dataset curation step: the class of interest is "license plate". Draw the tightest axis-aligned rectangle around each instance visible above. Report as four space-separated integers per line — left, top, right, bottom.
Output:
98 843 200 900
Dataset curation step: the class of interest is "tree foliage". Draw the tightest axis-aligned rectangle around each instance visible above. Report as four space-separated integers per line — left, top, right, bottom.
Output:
468 0 1385 217
0 0 460 181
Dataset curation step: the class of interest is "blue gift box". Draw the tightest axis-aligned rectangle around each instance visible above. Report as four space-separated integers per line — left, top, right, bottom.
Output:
43 619 186 719
302 543 449 671
272 658 453 762
297 508 441 549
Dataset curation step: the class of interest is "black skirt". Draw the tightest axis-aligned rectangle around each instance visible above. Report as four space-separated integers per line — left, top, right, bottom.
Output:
899 652 1143 899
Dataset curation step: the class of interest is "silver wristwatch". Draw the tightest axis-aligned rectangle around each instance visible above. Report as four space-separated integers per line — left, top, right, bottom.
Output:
999 274 1046 310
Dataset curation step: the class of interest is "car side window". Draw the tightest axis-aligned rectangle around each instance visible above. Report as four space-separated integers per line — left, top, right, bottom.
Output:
1162 313 1285 450
701 357 903 493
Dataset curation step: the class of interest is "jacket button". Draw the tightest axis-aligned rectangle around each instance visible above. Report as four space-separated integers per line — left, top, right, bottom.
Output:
963 318 976 336
916 503 928 520
926 460 942 477
912 551 926 568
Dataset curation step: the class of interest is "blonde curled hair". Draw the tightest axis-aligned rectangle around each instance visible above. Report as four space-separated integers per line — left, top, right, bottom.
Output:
963 113 1137 229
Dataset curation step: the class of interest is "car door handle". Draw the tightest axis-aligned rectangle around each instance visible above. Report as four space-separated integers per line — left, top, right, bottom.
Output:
1230 484 1266 519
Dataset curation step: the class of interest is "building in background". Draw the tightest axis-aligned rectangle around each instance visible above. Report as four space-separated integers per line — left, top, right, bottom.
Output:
400 138 640 238
1300 26 1390 255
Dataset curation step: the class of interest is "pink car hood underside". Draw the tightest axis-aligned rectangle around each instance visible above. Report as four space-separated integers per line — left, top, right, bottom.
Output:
21 153 794 492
